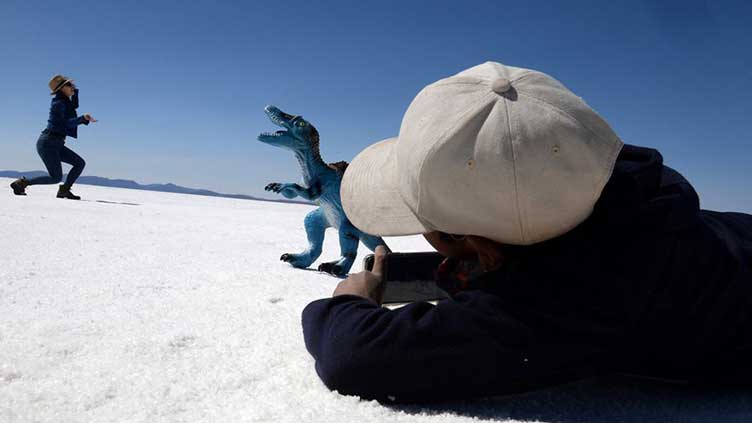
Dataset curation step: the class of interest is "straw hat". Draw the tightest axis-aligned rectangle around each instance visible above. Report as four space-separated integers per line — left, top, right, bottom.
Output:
48 74 74 95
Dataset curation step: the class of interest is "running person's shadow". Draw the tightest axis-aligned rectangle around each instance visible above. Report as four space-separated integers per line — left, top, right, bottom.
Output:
82 199 140 206
393 375 752 423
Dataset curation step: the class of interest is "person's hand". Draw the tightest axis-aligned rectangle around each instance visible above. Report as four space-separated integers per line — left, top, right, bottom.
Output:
84 114 97 123
333 245 387 304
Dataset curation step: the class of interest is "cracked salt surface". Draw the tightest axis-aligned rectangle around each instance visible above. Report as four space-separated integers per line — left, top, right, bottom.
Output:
2 178 750 423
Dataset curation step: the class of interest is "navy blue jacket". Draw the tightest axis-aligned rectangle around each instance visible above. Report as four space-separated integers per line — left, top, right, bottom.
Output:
302 145 752 403
47 89 88 138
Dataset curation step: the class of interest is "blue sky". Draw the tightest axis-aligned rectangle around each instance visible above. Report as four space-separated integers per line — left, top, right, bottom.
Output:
1 0 750 211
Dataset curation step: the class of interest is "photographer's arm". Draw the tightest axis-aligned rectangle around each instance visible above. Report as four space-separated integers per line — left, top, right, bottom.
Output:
301 289 546 403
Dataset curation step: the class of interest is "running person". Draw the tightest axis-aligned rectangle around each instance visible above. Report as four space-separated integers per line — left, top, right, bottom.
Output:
10 75 97 200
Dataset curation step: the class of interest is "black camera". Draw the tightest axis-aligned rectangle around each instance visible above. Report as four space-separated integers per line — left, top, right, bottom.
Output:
363 252 449 304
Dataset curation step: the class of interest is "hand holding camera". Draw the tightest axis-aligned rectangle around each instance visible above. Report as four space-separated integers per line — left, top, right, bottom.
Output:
333 245 387 304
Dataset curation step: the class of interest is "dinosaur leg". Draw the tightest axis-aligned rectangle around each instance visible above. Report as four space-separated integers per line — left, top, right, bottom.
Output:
360 233 391 253
280 208 328 269
317 224 360 277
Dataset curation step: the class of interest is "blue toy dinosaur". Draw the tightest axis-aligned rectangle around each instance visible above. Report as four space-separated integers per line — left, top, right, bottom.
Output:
257 105 389 276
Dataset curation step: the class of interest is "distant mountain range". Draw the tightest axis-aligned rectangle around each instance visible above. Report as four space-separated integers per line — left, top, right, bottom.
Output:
0 170 312 205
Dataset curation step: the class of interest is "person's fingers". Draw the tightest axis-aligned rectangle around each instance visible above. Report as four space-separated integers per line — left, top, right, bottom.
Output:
371 245 387 277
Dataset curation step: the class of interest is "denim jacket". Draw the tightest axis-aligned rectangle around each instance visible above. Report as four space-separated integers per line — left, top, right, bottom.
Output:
47 89 88 138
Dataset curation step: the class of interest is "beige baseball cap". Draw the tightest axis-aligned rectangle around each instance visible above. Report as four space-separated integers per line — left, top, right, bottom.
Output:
341 61 624 245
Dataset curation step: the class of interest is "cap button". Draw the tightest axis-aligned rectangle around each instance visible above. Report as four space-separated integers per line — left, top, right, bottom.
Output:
492 77 511 94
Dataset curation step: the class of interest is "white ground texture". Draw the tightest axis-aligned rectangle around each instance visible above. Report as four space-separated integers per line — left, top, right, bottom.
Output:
1 178 750 423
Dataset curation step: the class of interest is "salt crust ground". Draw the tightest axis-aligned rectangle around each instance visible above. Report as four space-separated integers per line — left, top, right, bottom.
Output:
1 178 750 423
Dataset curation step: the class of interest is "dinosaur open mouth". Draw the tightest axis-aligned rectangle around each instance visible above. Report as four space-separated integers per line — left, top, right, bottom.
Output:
259 129 288 137
260 106 296 139
268 113 289 127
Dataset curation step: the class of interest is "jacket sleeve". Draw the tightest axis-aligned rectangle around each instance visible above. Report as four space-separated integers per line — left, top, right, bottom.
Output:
301 292 542 402
50 101 87 132
71 88 80 109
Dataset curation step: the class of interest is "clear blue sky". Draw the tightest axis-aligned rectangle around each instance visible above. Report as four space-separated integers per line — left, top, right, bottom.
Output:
1 0 750 211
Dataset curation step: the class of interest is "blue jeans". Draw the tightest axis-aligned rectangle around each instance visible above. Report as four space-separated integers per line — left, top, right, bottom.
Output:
28 131 86 186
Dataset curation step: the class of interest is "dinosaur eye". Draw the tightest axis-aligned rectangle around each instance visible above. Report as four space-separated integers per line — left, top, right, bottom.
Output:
297 120 307 127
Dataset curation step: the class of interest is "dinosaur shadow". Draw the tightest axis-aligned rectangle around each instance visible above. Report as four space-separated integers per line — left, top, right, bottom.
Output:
391 375 752 423
296 266 347 279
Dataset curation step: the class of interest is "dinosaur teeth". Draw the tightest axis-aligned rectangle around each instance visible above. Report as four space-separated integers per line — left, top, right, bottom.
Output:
270 116 285 126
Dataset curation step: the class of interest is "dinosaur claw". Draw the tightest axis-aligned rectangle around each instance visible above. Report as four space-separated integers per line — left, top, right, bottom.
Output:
318 262 344 276
280 253 292 262
265 183 281 192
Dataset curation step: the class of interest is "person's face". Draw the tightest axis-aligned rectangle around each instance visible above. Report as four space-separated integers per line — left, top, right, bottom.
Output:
423 232 476 259
59 83 75 97
423 231 507 271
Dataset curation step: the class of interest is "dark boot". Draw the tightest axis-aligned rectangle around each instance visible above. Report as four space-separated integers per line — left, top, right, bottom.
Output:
10 177 30 196
57 184 81 200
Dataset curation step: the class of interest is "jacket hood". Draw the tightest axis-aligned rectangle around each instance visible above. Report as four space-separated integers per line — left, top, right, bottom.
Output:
590 144 699 233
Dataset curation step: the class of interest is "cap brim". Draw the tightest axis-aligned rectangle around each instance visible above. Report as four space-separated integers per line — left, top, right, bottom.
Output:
341 137 429 236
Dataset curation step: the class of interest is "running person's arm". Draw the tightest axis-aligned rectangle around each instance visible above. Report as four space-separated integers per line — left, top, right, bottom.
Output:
71 88 80 109
49 101 88 132
70 88 96 122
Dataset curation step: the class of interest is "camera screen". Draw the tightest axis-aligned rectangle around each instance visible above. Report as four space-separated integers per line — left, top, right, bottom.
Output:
364 252 449 303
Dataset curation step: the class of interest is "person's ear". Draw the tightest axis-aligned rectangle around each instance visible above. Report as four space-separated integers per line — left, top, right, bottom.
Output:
466 236 506 271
